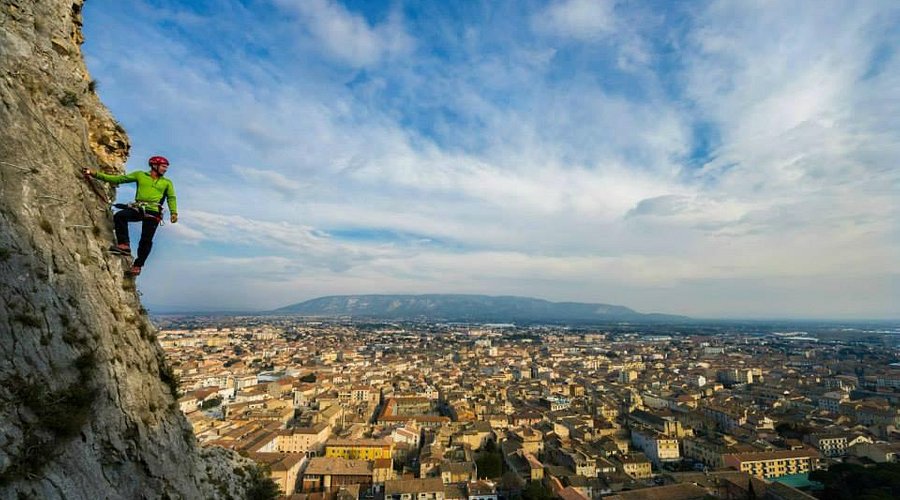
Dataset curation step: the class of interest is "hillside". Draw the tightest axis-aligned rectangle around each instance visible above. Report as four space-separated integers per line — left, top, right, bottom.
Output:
0 1 262 498
276 294 689 323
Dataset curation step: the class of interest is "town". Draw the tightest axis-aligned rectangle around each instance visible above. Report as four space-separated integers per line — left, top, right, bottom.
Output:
156 318 900 500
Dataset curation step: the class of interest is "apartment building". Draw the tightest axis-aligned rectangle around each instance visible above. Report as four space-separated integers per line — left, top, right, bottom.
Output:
275 423 331 456
817 392 848 413
325 438 393 460
722 449 820 479
851 442 900 463
440 462 477 484
683 436 734 468
631 427 680 467
628 409 689 438
615 454 652 479
301 457 374 492
248 452 304 495
805 433 848 458
702 405 747 432
384 478 446 500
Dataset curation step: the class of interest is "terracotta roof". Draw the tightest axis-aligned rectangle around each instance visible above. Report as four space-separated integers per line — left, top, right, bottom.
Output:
373 458 393 469
557 486 590 500
385 478 445 495
443 483 467 499
247 452 304 471
304 457 372 476
606 483 707 500
326 438 392 448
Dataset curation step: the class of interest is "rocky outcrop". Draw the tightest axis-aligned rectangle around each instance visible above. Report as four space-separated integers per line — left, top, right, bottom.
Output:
0 1 263 498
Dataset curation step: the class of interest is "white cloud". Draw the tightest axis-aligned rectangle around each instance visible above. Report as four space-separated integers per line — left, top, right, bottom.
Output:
166 222 206 243
180 211 331 254
232 165 307 198
274 0 413 67
534 0 619 40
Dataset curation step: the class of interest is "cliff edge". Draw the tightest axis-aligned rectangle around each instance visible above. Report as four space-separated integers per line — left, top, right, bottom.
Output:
0 1 264 498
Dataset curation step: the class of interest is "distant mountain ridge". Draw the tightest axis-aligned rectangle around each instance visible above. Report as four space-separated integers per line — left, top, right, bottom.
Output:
275 294 688 323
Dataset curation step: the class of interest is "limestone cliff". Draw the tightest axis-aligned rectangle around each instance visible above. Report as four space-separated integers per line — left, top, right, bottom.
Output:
0 1 263 498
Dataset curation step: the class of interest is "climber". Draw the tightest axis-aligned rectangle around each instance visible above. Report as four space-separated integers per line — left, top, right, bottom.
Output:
82 155 178 277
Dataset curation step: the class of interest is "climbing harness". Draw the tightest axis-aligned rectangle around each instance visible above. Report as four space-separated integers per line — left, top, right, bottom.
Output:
113 203 164 225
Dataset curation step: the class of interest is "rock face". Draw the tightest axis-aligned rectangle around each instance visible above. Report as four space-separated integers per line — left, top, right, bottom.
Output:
0 1 259 498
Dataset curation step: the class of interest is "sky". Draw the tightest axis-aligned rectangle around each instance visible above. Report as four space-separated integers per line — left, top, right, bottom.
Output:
81 0 899 319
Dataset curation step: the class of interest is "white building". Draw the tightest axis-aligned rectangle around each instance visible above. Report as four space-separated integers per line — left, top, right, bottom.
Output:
631 427 680 467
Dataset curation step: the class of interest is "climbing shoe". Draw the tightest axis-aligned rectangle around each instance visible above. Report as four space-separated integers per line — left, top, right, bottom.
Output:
125 265 142 277
108 244 132 256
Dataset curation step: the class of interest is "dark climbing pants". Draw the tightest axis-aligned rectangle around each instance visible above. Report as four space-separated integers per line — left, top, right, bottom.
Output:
113 207 160 267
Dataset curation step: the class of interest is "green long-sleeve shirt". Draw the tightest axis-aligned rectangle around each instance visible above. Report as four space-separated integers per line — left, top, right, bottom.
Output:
93 170 177 214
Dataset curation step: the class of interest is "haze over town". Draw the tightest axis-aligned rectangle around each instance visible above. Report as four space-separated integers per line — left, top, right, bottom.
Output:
82 1 899 319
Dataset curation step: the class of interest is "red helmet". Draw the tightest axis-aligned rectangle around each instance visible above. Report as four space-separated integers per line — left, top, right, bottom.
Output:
148 155 169 167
